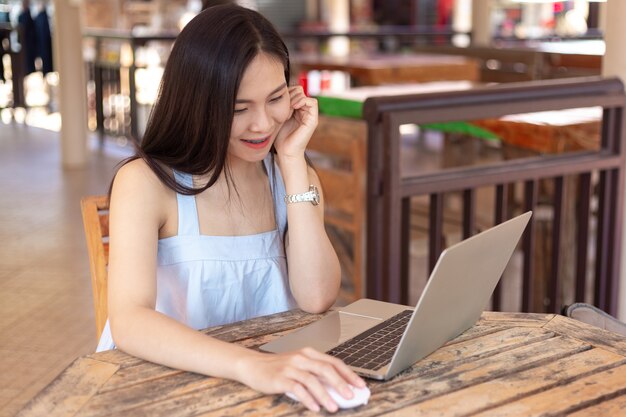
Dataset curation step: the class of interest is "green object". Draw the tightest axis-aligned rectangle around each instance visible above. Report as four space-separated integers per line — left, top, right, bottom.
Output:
420 122 500 142
317 95 499 142
317 96 363 119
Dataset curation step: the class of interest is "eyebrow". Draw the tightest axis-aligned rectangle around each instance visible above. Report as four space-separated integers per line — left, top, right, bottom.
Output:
235 83 287 104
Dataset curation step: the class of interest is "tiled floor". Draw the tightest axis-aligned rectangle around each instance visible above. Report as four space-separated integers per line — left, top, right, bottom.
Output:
0 122 126 417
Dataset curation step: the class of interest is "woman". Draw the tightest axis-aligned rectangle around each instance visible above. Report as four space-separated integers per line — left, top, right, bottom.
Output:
99 4 364 413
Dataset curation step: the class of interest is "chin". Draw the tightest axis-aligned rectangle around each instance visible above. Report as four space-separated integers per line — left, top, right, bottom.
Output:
229 149 272 165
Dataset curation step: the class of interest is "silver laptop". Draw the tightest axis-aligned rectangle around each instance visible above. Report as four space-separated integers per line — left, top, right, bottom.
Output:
260 211 532 380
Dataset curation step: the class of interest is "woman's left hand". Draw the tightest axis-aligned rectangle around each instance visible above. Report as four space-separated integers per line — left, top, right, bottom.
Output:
274 86 318 160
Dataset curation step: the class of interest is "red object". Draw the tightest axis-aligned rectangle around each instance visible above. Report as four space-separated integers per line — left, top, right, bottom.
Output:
298 71 309 96
320 71 331 92
436 0 453 26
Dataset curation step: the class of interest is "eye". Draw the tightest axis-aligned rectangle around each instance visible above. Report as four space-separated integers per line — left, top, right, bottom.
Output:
233 108 247 114
269 94 284 103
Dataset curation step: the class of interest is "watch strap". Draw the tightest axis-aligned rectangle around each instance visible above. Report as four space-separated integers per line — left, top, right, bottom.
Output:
284 185 319 205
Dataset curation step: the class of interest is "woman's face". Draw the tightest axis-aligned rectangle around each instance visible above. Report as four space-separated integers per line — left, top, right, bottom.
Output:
228 52 291 164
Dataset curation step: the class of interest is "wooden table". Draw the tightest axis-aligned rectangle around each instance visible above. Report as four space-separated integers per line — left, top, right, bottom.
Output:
292 53 480 86
473 106 603 155
16 309 626 416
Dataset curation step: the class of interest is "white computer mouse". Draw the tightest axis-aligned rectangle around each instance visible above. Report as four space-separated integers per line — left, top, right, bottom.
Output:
286 384 370 409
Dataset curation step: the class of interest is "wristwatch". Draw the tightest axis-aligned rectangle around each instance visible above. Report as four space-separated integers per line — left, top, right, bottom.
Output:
284 185 320 206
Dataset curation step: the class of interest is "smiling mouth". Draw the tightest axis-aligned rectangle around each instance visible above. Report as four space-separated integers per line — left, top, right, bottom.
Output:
242 137 269 144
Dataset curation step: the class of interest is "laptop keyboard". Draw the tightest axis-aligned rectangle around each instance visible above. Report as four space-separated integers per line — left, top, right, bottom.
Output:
326 309 413 371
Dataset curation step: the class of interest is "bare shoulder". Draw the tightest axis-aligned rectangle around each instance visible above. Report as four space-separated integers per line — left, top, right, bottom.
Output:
110 159 173 224
113 159 165 196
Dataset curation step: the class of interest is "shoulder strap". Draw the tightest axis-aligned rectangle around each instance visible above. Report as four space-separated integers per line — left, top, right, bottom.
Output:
172 171 200 236
264 155 287 237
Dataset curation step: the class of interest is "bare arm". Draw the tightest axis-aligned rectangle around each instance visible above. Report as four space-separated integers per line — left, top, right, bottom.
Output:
107 160 245 378
275 86 342 313
107 159 360 413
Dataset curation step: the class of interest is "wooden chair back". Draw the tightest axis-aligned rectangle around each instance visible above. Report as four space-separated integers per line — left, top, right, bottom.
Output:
80 195 110 340
307 116 367 301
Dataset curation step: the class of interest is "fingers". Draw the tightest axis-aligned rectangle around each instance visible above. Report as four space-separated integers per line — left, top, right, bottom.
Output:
321 352 367 388
288 381 321 413
289 85 306 98
287 367 338 413
289 85 314 110
288 348 366 408
302 347 366 393
277 86 317 151
254 348 366 413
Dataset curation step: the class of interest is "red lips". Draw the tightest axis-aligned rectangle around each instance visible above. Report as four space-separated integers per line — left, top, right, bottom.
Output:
241 136 270 149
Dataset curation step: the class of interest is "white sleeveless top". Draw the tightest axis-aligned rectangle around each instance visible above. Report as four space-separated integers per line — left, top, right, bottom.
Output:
96 155 296 352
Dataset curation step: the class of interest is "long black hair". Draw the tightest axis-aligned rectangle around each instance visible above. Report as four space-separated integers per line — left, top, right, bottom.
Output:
118 4 290 195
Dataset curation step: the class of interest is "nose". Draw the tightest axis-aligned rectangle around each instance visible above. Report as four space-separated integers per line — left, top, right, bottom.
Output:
249 106 273 133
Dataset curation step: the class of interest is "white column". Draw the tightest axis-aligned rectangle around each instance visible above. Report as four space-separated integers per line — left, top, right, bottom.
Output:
53 0 88 169
453 0 472 47
604 0 626 321
520 2 544 39
324 0 349 56
471 0 492 46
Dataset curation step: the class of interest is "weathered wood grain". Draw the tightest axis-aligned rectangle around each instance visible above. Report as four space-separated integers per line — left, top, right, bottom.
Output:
15 358 119 417
86 327 556 416
447 312 553 346
567 393 626 416
201 309 325 342
322 336 589 417
470 362 626 417
411 327 556 372
196 334 591 417
197 397 304 417
98 362 183 393
86 348 147 368
200 397 305 417
78 372 226 417
88 381 263 417
444 324 507 345
17 310 626 417
544 314 626 356
479 311 554 326
381 347 625 416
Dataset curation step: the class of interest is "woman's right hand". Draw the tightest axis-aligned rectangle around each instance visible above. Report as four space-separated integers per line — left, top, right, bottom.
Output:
237 347 366 413
273 86 318 162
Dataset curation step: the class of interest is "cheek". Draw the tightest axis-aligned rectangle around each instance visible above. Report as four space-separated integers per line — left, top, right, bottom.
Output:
229 117 246 140
273 101 292 124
